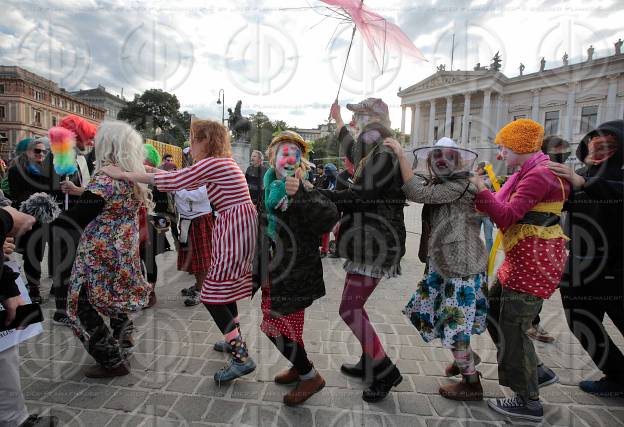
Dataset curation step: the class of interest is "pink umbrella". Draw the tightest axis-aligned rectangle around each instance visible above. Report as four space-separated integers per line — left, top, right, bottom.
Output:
321 0 426 71
315 0 427 109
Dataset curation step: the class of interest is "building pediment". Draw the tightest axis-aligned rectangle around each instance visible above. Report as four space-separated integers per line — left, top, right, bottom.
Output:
399 71 497 95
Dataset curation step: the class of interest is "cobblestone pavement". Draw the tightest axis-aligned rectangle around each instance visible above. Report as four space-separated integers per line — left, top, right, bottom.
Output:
17 205 624 426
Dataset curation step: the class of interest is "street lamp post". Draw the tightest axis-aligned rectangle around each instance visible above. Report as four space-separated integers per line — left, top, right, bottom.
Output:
216 89 224 125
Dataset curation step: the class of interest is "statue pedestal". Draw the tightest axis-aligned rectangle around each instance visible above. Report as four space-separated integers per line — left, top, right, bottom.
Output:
231 138 251 170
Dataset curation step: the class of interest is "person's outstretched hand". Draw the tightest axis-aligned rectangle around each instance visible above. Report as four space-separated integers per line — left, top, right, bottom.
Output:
330 101 344 129
469 175 487 192
2 207 35 237
383 138 403 156
3 237 15 256
3 295 26 328
285 177 300 196
60 180 85 196
548 161 585 189
100 165 127 181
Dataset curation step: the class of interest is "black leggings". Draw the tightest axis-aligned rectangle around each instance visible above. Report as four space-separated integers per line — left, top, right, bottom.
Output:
18 224 46 292
205 302 239 334
75 287 133 368
268 335 313 376
140 244 158 284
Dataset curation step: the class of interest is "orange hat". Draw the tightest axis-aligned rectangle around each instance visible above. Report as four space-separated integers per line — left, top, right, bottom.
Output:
495 119 544 154
59 115 97 144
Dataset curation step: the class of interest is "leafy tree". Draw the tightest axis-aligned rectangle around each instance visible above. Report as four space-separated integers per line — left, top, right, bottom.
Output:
308 133 340 163
118 89 191 148
272 120 288 134
248 111 274 154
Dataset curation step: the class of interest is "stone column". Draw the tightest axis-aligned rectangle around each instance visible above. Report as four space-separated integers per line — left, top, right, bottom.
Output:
496 94 507 131
461 92 472 145
428 100 436 143
444 96 453 137
606 74 620 121
565 82 578 141
411 103 421 146
480 90 492 143
531 89 541 121
400 106 406 136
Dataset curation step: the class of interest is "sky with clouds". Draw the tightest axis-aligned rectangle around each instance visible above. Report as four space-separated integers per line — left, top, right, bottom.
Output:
1 0 622 129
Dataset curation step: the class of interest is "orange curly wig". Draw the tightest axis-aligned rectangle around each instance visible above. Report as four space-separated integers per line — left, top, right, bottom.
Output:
190 120 232 159
59 115 97 145
495 119 544 154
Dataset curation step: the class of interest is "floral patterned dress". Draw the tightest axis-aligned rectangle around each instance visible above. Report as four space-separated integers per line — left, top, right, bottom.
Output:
67 173 149 320
404 270 488 348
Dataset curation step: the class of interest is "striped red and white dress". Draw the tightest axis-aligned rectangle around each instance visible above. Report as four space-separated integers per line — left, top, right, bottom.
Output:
154 157 258 304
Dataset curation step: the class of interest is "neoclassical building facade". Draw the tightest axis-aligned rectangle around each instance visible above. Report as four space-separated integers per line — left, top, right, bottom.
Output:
0 66 105 160
398 50 624 165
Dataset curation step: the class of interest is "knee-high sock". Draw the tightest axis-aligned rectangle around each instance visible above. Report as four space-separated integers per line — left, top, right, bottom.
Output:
205 303 249 362
452 344 476 375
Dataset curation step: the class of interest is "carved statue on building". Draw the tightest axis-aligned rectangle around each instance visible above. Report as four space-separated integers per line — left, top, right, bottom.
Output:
562 52 569 66
539 57 546 72
490 51 502 72
519 63 525 76
615 39 623 55
437 64 446 71
587 45 594 61
473 62 487 71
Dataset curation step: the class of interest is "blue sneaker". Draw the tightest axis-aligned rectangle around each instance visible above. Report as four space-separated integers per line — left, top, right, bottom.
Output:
214 357 256 384
579 377 624 398
537 364 559 388
487 395 543 422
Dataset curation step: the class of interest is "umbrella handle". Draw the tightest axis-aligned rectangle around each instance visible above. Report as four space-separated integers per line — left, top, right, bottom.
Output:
328 24 358 122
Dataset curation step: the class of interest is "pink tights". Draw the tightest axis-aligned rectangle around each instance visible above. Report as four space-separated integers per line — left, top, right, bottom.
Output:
339 273 386 360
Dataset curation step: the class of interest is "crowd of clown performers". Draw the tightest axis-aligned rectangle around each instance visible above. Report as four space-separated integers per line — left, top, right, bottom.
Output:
0 97 622 426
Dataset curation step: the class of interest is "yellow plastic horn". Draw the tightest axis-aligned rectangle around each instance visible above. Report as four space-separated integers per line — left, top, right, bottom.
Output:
484 164 500 191
483 164 502 276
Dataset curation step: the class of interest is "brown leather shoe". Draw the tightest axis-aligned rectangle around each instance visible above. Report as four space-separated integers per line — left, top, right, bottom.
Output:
445 352 482 377
439 372 483 401
84 362 130 378
527 324 555 343
275 367 299 384
283 372 325 406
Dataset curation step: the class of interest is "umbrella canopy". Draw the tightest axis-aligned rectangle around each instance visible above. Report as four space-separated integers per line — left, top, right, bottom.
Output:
320 0 427 69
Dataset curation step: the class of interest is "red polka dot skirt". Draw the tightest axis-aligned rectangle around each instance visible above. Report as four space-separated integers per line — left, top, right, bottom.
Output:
497 236 568 299
260 285 305 345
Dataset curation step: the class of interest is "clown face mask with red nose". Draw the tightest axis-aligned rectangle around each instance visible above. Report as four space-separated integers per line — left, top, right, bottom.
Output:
275 142 302 178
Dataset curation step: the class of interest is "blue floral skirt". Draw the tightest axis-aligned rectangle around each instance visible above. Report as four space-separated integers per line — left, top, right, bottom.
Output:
404 270 488 348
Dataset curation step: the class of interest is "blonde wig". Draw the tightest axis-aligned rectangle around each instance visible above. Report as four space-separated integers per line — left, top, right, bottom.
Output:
94 120 153 210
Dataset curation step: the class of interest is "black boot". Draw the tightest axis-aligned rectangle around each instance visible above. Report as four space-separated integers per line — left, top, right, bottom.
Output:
20 415 58 427
341 354 368 378
362 356 402 402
